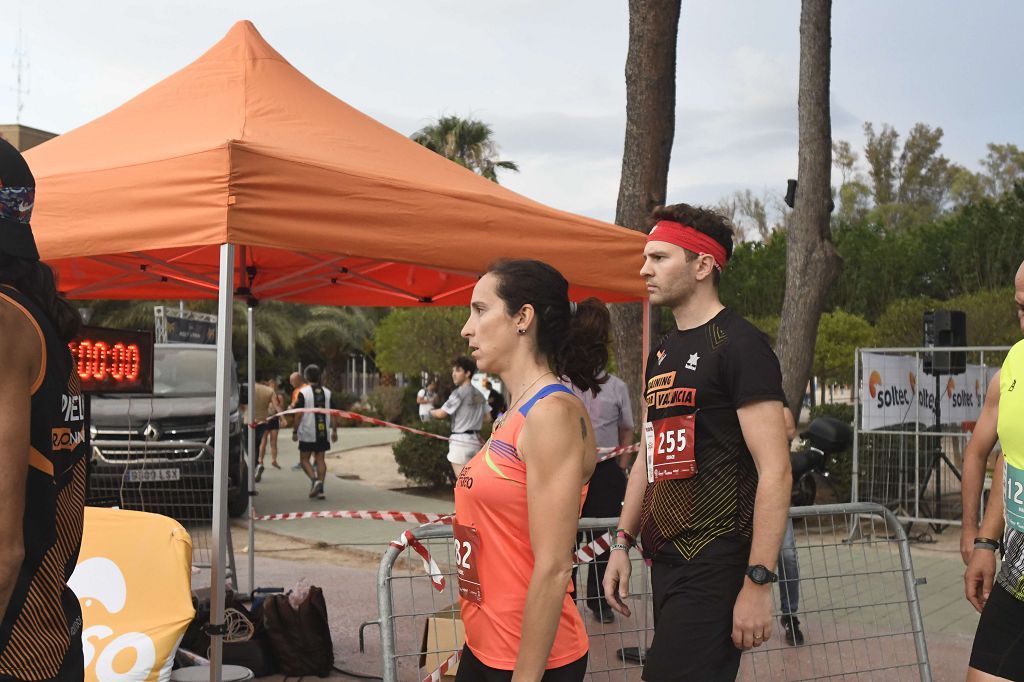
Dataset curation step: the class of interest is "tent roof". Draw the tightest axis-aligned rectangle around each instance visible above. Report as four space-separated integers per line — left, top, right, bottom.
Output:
26 21 645 306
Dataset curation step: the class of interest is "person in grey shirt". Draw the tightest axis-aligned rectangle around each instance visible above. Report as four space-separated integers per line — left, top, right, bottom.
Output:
571 371 634 623
432 356 487 476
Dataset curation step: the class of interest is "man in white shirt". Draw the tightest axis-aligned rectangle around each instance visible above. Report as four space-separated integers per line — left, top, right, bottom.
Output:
431 357 487 476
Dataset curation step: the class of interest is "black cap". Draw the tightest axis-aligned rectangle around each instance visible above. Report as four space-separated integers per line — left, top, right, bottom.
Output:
0 137 39 260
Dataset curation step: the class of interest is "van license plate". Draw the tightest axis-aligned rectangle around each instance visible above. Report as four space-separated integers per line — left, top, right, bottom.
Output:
126 468 181 483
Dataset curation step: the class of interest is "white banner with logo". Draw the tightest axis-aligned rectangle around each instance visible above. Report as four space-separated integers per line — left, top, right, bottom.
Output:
860 352 988 430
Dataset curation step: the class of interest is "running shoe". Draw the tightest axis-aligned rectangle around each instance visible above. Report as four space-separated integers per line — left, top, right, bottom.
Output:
781 615 804 646
254 464 264 483
313 480 325 499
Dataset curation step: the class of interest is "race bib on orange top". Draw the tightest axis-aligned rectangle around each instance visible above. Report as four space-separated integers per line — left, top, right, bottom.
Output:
453 523 483 604
645 414 697 483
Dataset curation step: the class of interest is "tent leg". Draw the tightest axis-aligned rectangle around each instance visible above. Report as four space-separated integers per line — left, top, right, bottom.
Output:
210 243 235 682
246 303 256 597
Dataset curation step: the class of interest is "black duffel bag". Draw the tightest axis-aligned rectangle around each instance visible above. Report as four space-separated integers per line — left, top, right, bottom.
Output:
262 586 334 677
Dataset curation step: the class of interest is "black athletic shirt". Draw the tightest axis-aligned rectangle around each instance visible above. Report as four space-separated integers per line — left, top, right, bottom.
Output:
0 287 86 679
639 307 784 561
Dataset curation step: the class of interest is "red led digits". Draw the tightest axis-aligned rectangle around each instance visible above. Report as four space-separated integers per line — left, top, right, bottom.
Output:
68 339 143 384
124 344 140 381
69 328 153 394
91 341 109 380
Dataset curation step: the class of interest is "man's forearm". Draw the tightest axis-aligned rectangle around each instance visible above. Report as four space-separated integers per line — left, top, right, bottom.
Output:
978 456 1006 540
747 468 790 570
615 458 648 534
961 446 989 529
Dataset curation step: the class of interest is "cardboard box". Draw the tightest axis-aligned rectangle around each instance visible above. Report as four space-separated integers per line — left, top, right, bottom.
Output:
419 602 465 679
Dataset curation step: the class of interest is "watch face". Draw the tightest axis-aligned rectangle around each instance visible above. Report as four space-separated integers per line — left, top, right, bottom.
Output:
750 566 767 582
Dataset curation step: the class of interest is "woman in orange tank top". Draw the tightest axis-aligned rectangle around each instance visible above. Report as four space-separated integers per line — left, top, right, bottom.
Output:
454 259 610 682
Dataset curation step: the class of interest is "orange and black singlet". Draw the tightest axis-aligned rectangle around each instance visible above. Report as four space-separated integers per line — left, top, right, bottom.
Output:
453 384 589 670
0 287 87 680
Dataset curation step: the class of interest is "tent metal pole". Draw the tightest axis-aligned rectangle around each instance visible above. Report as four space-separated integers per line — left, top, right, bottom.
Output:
247 302 256 598
642 299 652 375
209 243 235 681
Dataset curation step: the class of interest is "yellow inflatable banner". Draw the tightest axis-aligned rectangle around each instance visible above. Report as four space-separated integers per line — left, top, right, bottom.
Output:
69 507 195 681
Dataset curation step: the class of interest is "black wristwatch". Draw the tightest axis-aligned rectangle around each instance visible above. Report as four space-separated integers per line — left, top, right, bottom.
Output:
746 564 778 585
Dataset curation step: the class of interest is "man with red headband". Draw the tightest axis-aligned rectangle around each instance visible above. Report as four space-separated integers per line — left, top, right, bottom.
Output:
603 203 792 681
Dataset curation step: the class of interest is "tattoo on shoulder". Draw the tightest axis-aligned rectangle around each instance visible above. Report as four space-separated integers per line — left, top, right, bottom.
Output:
580 417 588 441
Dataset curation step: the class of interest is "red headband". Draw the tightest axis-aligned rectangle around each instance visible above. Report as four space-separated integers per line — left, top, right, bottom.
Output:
647 220 728 270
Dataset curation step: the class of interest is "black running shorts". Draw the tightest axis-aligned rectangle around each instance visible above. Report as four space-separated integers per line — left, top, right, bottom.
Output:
643 538 748 682
454 645 587 682
299 438 330 453
969 583 1024 680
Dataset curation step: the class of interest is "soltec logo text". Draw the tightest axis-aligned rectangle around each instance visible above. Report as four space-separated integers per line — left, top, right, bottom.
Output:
951 390 974 408
877 385 913 409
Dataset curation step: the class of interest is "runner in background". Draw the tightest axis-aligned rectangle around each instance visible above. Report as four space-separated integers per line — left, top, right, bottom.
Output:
483 378 508 421
964 326 1024 681
453 260 608 682
603 204 791 681
0 138 87 681
288 370 309 472
252 374 276 482
291 365 337 499
961 259 1024 566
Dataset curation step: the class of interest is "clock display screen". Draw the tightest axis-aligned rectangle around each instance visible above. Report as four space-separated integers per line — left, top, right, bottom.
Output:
69 326 154 394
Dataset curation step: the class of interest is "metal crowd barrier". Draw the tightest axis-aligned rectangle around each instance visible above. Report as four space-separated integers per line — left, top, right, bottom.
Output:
377 503 930 681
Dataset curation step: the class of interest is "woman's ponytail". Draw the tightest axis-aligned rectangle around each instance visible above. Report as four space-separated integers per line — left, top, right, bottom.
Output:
555 297 609 394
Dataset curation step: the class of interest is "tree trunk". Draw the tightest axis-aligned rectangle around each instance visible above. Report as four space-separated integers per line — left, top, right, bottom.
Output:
611 0 682 427
777 0 842 420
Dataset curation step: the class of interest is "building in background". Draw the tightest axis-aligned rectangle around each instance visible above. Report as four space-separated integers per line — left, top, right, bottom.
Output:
0 123 57 151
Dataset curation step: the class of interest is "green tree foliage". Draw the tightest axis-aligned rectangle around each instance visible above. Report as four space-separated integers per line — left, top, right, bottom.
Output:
411 115 519 183
374 307 469 376
719 230 787 319
812 310 876 386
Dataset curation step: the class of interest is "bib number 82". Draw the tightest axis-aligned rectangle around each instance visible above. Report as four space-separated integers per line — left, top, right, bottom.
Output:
453 539 473 570
656 428 687 457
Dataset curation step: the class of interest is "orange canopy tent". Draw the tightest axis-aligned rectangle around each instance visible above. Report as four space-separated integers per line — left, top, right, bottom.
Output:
26 20 645 306
24 22 647 677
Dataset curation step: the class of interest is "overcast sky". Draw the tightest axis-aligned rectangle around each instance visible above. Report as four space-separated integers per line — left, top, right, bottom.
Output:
3 1 1021 223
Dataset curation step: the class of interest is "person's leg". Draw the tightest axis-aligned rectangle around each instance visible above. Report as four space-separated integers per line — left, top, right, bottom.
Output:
258 425 269 463
642 559 746 682
779 518 804 645
269 427 280 466
299 450 315 480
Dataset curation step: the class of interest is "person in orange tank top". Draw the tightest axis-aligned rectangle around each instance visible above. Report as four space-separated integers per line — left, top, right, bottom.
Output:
453 259 610 682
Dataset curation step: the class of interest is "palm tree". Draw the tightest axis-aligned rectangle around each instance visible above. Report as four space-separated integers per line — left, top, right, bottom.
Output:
411 115 519 183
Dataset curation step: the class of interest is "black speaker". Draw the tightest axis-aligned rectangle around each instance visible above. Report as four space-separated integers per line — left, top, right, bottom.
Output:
923 310 966 375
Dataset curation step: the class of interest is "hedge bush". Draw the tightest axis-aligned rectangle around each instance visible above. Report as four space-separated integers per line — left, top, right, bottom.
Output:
392 419 492 488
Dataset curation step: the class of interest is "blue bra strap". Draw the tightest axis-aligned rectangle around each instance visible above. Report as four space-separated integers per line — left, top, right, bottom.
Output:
518 383 575 417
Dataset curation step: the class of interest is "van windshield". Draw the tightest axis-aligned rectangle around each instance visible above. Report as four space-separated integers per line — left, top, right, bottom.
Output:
154 346 237 396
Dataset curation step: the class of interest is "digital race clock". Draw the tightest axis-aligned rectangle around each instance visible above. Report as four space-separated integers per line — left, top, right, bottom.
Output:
68 326 155 394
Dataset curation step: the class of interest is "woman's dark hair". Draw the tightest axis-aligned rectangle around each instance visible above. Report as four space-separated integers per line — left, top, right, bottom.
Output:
487 259 609 394
0 255 81 343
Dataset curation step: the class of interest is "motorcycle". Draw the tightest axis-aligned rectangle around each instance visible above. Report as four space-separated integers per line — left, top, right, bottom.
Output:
790 416 853 507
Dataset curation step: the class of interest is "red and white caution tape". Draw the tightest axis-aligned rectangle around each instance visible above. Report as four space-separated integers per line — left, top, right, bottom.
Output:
253 407 639 461
254 509 454 524
575 531 613 564
390 528 448 591
423 650 462 682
